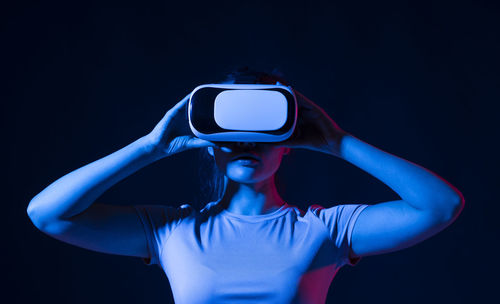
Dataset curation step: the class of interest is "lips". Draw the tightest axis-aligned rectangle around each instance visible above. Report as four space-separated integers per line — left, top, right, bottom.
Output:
231 153 261 162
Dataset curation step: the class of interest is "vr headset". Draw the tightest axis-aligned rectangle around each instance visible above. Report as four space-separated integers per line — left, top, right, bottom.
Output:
188 83 298 143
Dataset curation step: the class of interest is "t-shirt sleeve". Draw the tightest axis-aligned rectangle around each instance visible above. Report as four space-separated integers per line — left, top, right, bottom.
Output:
310 203 370 267
133 204 193 267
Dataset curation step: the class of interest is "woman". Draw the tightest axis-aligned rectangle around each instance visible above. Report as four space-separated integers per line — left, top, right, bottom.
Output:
27 66 464 304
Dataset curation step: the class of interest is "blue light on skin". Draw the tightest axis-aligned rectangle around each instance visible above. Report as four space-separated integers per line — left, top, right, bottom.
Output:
207 80 291 216
207 141 290 216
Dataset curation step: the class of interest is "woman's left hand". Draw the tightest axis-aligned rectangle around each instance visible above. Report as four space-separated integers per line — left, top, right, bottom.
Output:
276 88 349 157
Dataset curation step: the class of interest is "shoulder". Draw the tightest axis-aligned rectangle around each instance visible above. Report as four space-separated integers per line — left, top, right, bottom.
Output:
306 203 368 216
302 203 370 230
281 203 323 218
308 204 327 213
304 203 331 218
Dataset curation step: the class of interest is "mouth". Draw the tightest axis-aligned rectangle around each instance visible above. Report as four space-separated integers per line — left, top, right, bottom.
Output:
231 153 261 162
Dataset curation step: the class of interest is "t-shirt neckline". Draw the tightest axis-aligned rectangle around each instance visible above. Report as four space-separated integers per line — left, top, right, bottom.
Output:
214 201 290 222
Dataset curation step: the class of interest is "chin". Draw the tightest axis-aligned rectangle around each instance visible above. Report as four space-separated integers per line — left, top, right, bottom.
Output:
227 175 258 184
227 173 276 185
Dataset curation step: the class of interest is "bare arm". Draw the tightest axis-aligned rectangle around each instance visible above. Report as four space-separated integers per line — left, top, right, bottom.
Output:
27 136 158 226
26 93 217 259
336 134 465 258
273 88 464 259
27 136 160 258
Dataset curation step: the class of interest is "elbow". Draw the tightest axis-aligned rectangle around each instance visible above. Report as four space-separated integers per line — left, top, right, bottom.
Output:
27 200 44 231
453 196 465 219
441 194 465 223
27 199 53 232
27 199 70 235
451 189 465 217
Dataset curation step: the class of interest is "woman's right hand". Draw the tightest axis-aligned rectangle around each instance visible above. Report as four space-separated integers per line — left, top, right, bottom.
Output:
143 93 219 160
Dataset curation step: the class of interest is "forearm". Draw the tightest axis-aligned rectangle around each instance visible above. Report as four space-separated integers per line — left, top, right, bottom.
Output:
27 136 160 223
336 133 464 215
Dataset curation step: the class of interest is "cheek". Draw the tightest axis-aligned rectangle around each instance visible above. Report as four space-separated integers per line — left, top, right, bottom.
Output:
213 155 237 172
262 153 284 169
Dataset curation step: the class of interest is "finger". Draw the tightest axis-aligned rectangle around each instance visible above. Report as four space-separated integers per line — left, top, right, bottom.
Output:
192 139 233 152
294 90 318 110
171 93 192 113
163 93 192 125
295 96 314 111
188 138 218 149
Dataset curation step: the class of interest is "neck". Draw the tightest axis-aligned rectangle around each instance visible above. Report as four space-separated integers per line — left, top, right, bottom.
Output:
216 175 286 216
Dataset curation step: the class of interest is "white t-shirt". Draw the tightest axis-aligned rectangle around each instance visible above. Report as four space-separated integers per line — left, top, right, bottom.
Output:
133 201 369 304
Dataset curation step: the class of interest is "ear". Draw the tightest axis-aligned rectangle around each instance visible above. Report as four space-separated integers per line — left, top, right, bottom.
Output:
208 146 214 157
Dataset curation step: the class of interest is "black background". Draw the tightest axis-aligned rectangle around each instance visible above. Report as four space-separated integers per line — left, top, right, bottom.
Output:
5 0 498 303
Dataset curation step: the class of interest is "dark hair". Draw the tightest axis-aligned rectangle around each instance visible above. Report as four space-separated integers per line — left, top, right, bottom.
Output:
194 66 291 210
213 66 291 86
